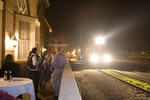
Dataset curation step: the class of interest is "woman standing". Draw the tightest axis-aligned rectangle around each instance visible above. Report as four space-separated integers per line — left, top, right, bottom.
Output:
40 51 53 91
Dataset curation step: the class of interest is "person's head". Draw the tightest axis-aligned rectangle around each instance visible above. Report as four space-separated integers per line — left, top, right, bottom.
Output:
52 50 56 55
56 47 62 53
5 54 14 63
31 47 37 54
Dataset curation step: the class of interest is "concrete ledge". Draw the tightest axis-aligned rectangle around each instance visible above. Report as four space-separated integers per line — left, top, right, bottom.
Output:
59 62 82 100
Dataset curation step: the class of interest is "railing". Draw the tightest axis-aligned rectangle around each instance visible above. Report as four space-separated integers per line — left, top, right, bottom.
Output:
59 62 82 100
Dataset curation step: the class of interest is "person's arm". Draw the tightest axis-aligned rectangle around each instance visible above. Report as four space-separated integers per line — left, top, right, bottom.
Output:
52 56 58 68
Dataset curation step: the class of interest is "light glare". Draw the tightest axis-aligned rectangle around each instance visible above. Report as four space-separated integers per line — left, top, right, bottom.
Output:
95 37 105 44
90 54 99 63
103 55 112 63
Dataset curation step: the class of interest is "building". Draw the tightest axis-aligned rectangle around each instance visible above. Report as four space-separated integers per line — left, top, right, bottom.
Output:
0 0 3 69
0 0 53 74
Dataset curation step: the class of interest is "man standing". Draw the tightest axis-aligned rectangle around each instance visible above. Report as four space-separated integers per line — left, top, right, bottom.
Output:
27 47 40 99
50 47 67 98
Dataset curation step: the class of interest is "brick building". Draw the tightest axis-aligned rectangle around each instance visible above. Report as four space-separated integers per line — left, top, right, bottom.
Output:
0 0 53 76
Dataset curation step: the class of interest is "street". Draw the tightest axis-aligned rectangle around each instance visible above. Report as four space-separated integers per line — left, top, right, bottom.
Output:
70 60 150 100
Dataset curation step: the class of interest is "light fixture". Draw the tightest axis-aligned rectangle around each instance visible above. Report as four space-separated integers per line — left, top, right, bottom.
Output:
11 35 18 48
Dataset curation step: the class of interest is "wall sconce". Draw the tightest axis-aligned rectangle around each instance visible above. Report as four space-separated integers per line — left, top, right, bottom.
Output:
11 35 18 48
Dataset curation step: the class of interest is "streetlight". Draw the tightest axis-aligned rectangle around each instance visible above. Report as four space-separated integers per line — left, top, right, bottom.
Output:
95 37 105 45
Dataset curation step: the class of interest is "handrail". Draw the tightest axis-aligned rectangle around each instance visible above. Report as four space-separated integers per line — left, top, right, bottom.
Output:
59 62 82 100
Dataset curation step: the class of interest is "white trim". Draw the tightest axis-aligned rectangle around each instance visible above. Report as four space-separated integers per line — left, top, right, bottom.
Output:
0 0 3 10
16 0 27 14
15 14 40 61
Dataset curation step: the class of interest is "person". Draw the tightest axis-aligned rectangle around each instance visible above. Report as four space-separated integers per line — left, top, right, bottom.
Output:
0 89 21 100
50 47 67 98
0 54 21 77
27 47 40 99
40 51 53 91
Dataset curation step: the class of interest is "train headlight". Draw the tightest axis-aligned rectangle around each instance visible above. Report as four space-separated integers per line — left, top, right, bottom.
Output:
103 54 112 63
90 54 99 63
95 37 105 45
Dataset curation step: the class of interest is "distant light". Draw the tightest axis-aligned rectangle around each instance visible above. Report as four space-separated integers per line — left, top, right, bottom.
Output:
67 52 70 54
95 37 105 44
103 54 112 63
90 54 99 63
43 48 46 52
49 29 52 33
78 49 81 52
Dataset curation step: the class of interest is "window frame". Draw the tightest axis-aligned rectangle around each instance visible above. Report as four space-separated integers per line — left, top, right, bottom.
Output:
15 14 40 61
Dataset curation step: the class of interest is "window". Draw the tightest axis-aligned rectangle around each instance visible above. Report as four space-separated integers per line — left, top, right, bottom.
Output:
15 14 40 61
18 21 30 59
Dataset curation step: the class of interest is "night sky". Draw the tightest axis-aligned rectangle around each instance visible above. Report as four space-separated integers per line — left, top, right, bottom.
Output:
45 0 150 51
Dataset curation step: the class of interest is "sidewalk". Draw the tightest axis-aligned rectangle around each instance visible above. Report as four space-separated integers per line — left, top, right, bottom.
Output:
37 82 57 100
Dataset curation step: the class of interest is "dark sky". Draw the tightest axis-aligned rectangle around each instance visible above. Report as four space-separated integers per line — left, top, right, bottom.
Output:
45 0 150 51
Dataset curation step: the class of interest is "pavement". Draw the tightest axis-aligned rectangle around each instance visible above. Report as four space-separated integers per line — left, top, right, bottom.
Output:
37 82 57 100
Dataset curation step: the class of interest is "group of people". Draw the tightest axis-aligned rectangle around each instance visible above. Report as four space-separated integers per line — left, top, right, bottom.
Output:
27 47 67 99
0 46 67 100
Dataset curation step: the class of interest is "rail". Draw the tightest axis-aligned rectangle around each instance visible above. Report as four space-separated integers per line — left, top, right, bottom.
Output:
59 62 82 100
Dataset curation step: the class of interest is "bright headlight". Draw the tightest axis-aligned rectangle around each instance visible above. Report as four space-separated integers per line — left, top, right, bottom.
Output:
95 37 105 45
90 54 99 63
103 55 112 63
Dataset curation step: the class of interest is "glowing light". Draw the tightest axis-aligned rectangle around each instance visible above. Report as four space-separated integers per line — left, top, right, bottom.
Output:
11 36 18 48
5 40 12 48
67 52 70 54
103 54 112 63
42 48 46 52
72 49 76 57
43 48 46 52
95 37 105 44
90 54 99 63
49 29 52 33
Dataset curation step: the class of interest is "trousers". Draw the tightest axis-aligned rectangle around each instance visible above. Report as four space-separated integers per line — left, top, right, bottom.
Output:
50 69 63 96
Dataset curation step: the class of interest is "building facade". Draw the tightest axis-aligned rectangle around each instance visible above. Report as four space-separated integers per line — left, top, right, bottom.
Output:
0 0 3 69
0 0 52 69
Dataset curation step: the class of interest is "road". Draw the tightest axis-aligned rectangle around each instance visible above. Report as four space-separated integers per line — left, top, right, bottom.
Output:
70 60 150 100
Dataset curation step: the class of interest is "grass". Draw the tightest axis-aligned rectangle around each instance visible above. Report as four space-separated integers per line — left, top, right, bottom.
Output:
101 69 150 90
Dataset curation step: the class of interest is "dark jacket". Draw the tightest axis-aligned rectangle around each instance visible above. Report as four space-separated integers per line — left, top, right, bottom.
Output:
0 62 21 77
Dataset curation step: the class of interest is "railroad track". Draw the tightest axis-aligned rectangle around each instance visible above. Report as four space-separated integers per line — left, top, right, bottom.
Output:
109 69 150 84
100 69 150 95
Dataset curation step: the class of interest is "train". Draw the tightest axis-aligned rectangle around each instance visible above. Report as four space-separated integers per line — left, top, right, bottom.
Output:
71 36 112 64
